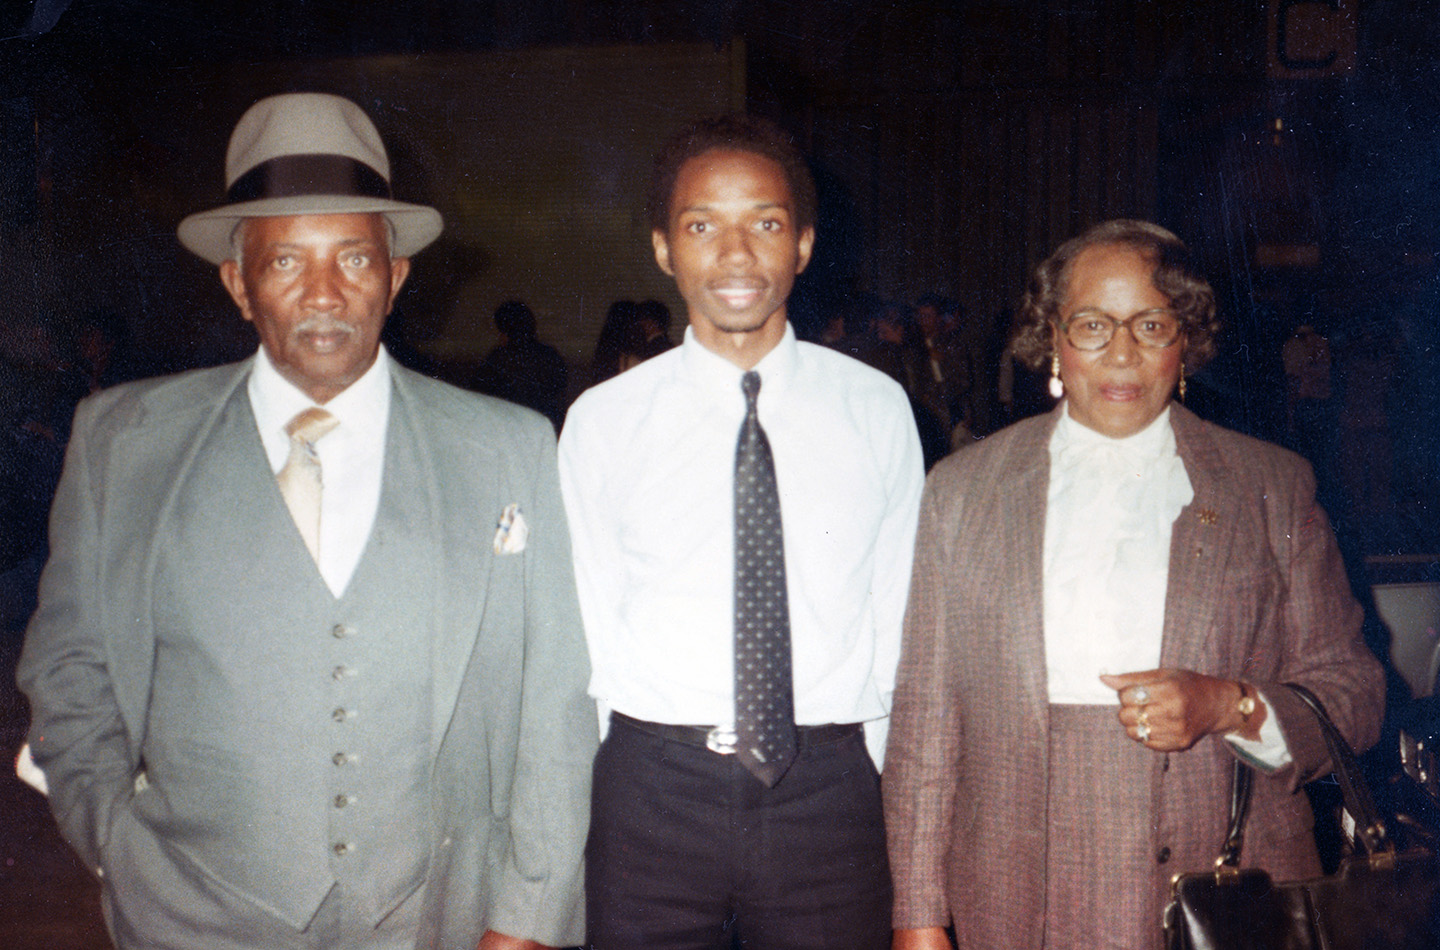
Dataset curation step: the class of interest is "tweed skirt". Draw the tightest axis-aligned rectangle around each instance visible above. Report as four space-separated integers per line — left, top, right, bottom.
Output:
1044 704 1164 950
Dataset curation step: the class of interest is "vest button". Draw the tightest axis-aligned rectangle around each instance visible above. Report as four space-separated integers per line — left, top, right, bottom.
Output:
332 665 349 681
332 752 348 766
332 708 348 722
332 623 353 639
334 794 350 809
333 842 352 856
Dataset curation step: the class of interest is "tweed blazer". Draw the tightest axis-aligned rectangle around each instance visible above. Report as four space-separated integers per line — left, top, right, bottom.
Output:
17 357 597 948
883 403 1384 950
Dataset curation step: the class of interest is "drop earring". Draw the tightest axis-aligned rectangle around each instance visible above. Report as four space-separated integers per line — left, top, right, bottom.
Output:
1178 375 1187 401
1048 352 1064 399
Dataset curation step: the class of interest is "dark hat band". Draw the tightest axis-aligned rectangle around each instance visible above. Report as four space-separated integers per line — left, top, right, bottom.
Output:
226 154 392 203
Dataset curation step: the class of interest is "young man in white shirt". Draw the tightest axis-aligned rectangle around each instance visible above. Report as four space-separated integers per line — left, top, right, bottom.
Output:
560 114 924 950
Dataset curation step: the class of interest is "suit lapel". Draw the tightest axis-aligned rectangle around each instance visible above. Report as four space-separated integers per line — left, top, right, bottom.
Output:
388 367 500 757
1006 418 1055 729
108 361 254 758
1160 405 1242 674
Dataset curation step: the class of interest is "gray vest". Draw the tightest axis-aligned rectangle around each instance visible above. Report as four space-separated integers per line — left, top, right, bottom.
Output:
137 390 436 928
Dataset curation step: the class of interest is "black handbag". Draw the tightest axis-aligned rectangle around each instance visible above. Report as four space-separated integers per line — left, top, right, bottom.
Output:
1164 683 1440 950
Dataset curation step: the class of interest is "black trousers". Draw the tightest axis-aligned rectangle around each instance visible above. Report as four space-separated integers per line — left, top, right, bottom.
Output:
585 715 892 950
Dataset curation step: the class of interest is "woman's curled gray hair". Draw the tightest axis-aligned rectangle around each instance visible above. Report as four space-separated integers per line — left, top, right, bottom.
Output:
1011 219 1220 374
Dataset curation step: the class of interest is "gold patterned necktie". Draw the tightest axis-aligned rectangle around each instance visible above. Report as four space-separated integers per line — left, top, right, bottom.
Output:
277 407 339 563
733 371 797 787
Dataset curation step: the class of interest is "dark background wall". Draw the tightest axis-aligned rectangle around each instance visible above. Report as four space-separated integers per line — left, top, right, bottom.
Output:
2 0 1438 551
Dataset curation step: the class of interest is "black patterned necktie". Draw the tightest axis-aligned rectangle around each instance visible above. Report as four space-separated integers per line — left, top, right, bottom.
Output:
733 371 797 787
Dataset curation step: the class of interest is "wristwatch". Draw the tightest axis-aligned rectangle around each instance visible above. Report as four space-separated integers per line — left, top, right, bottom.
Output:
1236 682 1257 723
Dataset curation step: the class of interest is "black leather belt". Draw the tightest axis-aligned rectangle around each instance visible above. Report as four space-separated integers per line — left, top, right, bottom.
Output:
611 711 861 755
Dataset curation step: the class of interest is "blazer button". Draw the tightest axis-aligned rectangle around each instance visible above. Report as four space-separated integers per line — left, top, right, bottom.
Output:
332 623 354 639
1157 847 1172 864
332 752 348 766
333 842 353 856
332 708 348 722
332 665 349 681
334 794 350 809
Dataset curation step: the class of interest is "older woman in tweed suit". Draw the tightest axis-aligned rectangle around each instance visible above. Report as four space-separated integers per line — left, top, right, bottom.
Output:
884 220 1384 950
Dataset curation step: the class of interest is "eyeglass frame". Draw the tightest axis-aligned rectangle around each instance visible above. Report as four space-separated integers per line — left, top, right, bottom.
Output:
1055 307 1185 351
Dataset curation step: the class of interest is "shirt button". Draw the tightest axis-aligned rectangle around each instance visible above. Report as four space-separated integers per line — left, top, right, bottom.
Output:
334 794 350 809
332 708 348 722
332 665 349 681
332 752 348 766
332 623 353 639
1157 847 1172 864
333 842 352 856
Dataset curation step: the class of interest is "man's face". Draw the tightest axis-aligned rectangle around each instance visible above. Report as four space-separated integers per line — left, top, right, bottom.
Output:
915 305 940 339
220 213 409 404
652 148 814 366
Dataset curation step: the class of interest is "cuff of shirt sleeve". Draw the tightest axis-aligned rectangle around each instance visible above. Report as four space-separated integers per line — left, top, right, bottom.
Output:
15 743 49 796
1223 688 1292 772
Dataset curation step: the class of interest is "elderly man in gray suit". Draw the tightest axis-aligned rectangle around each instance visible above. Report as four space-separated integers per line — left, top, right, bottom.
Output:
16 92 595 950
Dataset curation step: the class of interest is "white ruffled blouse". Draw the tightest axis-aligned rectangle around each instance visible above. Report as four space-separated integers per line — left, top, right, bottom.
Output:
1043 405 1193 704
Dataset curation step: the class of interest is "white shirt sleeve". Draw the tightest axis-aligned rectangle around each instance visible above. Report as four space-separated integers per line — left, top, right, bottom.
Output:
1223 688 1293 772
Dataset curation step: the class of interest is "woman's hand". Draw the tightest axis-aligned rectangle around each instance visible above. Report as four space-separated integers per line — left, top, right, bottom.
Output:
1100 669 1264 751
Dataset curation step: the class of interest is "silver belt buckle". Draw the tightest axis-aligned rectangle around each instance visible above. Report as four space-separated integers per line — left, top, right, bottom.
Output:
706 727 738 755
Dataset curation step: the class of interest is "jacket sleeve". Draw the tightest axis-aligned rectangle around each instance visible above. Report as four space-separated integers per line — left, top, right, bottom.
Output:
883 477 963 930
16 397 139 874
1252 457 1384 790
484 424 598 946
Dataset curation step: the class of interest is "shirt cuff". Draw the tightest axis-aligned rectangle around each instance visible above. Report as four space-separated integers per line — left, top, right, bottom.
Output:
15 742 49 796
1223 688 1292 772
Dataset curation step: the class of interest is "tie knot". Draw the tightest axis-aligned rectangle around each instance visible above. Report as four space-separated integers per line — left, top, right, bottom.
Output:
285 407 339 445
741 371 761 409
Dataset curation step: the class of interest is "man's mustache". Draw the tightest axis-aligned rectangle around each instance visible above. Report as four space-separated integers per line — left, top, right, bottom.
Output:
292 316 356 338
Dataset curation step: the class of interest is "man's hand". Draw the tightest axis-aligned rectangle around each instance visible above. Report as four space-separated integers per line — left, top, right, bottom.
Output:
893 926 953 950
476 930 552 950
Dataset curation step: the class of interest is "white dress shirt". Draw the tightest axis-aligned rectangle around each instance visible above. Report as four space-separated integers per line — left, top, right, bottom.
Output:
1044 402 1289 766
248 345 391 597
559 324 925 765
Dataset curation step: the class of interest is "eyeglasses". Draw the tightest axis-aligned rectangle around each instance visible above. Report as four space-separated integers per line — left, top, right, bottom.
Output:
1058 308 1183 351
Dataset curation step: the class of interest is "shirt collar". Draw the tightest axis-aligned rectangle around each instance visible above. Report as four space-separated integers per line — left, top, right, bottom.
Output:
1051 401 1176 472
679 322 798 403
249 344 392 440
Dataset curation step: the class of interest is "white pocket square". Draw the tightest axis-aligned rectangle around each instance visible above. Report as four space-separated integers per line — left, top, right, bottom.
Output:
493 503 528 554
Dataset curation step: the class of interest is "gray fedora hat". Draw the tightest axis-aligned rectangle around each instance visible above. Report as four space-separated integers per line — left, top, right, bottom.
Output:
177 93 443 265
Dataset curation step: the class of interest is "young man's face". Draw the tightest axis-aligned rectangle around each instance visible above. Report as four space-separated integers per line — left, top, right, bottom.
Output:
652 148 814 367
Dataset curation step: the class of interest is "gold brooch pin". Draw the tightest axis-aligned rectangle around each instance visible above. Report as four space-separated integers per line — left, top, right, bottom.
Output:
1197 508 1218 526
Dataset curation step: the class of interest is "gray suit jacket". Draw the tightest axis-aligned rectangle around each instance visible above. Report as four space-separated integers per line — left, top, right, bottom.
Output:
17 357 597 948
884 404 1385 950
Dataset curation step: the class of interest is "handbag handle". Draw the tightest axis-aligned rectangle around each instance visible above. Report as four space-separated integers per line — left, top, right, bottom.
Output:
1216 682 1390 869
1284 682 1391 855
1217 752 1254 869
